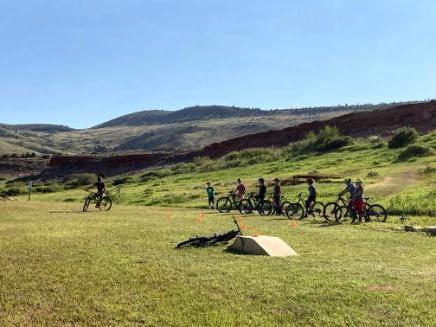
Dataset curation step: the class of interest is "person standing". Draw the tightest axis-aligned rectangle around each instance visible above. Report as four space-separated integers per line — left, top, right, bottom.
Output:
257 178 267 205
235 178 246 200
305 178 317 217
206 182 215 209
273 178 281 215
354 178 365 223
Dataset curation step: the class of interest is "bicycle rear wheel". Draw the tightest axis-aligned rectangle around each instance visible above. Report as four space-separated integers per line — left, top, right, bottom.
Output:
258 200 273 216
366 204 388 222
216 197 232 213
335 205 354 224
99 196 113 211
239 199 253 214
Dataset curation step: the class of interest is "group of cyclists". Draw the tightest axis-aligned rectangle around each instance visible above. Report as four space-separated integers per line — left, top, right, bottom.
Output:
206 176 367 223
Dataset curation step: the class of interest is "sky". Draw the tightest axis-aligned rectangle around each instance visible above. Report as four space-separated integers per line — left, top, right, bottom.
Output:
0 0 435 128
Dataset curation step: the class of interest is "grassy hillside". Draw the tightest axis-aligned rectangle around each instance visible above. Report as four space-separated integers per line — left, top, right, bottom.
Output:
0 103 406 155
1 201 435 326
4 128 436 218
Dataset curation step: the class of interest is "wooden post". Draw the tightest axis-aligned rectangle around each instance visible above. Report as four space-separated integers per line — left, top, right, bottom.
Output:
28 180 32 201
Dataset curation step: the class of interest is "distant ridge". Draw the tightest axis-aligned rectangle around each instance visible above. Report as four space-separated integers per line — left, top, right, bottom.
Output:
0 124 75 133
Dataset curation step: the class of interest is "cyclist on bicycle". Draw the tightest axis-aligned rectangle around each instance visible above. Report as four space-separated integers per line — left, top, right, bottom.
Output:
206 182 215 209
354 178 365 222
304 178 317 217
235 178 246 200
256 178 267 204
93 176 106 208
273 178 281 215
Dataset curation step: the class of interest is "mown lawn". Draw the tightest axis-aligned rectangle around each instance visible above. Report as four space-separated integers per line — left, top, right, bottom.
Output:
1 201 435 326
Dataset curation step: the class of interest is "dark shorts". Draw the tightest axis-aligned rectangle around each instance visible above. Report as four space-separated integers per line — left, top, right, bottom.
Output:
208 196 215 204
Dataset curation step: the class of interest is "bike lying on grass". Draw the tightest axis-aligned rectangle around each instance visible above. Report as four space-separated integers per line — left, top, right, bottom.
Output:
83 191 113 212
285 192 325 220
176 217 242 249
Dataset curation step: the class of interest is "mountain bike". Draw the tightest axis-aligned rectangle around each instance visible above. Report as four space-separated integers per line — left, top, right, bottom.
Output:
285 192 325 220
176 217 242 249
238 192 273 215
335 197 387 223
216 191 242 213
83 191 113 212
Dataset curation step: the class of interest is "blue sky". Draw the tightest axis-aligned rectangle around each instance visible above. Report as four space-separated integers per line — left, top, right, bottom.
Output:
0 0 435 128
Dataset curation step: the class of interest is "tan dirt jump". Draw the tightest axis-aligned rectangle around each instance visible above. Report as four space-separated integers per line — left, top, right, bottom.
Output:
229 235 299 257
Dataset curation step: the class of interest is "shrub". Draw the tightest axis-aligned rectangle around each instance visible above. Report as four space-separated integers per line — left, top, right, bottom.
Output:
367 171 379 177
315 136 353 152
112 176 132 186
1 188 22 196
67 173 97 188
398 145 433 161
388 127 418 149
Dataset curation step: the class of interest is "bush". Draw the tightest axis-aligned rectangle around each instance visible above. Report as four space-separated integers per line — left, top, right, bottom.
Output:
288 126 352 154
397 145 433 161
112 176 132 186
1 188 22 196
67 173 97 188
388 127 418 149
315 136 353 152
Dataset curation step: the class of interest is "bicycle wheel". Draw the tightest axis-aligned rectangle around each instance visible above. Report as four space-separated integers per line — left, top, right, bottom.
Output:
217 197 232 213
335 205 354 224
239 199 253 214
311 202 325 218
83 197 91 212
286 203 305 220
99 196 113 211
280 201 292 214
367 204 388 222
323 202 339 221
258 200 273 216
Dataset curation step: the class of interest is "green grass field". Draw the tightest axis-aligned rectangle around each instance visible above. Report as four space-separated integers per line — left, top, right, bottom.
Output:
1 201 435 326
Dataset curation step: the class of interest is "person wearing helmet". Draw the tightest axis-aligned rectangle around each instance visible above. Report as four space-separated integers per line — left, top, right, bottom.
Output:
354 178 365 222
235 178 246 200
273 178 282 215
257 178 267 204
338 178 356 221
305 178 317 217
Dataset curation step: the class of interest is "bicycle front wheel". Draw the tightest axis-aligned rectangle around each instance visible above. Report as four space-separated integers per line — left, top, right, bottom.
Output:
367 204 388 222
217 197 232 213
323 202 339 221
312 202 325 219
335 205 354 224
83 198 91 212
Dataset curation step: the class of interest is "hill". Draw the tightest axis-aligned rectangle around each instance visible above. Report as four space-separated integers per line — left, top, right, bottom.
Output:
0 103 408 155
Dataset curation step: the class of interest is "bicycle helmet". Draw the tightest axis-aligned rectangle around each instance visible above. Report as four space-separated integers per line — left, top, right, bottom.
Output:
307 178 314 183
274 178 280 182
258 178 264 182
356 178 364 183
344 177 352 183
